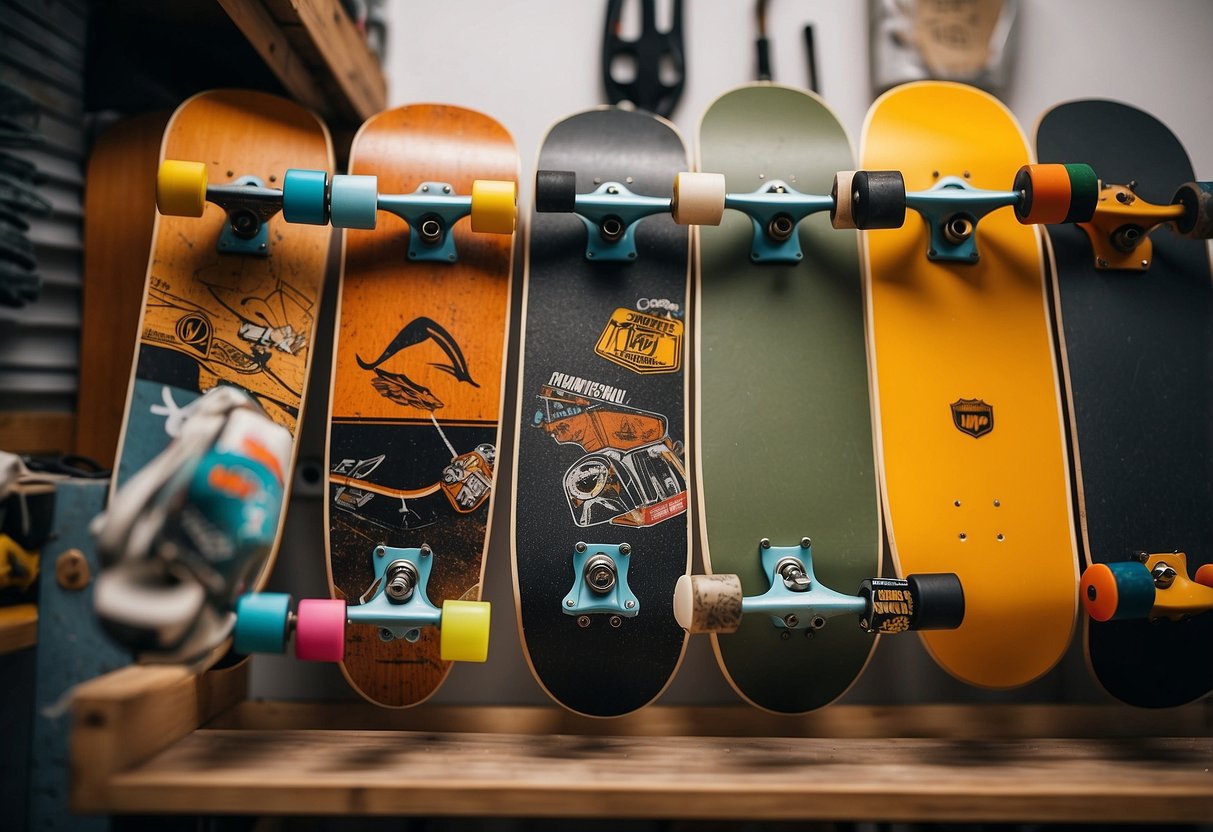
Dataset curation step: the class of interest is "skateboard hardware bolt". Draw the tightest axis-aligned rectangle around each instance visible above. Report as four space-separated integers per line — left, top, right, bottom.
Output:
1141 259 1149 268
378 628 393 642
619 543 631 556
963 171 971 179
954 500 961 507
625 600 635 609
418 217 444 245
776 557 811 592
766 214 795 242
420 544 432 557
584 554 618 595
760 538 771 549
566 599 576 607
1116 190 1133 204
993 499 1000 507
810 616 827 630
599 216 625 243
783 614 800 628
959 533 967 541
577 615 591 628
55 549 90 591
780 630 792 641
1133 551 1150 563
385 559 419 603
376 546 386 557
609 615 623 628
800 537 811 549
1097 258 1110 268
1151 562 1178 589
997 533 1005 541
575 542 588 553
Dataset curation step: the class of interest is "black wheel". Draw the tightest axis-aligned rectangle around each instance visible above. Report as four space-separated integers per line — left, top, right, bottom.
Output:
1172 181 1213 239
906 573 965 630
535 170 577 213
853 170 906 230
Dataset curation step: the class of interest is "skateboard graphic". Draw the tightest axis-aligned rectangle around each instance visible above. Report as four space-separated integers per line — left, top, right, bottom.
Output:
854 81 1092 689
93 90 332 662
513 108 690 717
1036 99 1213 707
233 105 517 708
666 83 962 714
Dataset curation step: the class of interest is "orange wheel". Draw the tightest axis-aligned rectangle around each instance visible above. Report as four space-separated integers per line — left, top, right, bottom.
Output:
1194 563 1213 588
1014 164 1071 225
1081 563 1119 622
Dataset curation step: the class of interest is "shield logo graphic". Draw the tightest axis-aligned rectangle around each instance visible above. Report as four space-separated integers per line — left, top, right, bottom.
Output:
951 398 994 438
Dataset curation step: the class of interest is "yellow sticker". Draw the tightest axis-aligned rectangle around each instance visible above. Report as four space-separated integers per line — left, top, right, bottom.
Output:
594 308 683 374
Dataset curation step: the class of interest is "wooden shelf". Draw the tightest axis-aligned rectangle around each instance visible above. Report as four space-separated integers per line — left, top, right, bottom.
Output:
70 664 1213 822
0 605 38 654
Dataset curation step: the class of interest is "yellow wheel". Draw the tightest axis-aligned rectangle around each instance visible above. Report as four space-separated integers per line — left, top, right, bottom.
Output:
439 599 490 661
157 160 208 217
470 179 516 234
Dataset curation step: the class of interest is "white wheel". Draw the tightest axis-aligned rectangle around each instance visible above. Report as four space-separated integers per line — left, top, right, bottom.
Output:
672 172 726 226
831 170 857 229
673 573 743 633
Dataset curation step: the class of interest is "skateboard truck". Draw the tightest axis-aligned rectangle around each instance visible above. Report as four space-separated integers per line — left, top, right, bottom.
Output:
562 541 639 627
832 164 1100 263
156 159 301 257
323 174 516 263
673 537 965 637
232 541 491 663
1077 180 1213 271
535 170 672 262
671 172 833 264
1081 550 1213 622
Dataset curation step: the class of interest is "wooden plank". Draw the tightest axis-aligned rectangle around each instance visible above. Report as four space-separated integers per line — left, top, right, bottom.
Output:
0 412 74 454
69 662 247 812
78 728 1213 822
216 0 385 125
0 604 38 653
213 0 329 117
210 701 1213 740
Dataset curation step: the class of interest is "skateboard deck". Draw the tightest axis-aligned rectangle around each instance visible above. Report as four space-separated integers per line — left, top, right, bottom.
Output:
861 81 1078 688
113 89 331 585
77 111 168 467
694 84 881 713
327 104 516 708
1037 100 1213 707
513 107 690 717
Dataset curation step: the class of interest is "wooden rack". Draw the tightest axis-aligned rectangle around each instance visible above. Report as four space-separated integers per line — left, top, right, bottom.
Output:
70 663 1213 823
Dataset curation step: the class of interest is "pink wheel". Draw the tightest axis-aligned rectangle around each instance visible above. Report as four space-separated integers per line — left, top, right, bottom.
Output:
294 598 346 662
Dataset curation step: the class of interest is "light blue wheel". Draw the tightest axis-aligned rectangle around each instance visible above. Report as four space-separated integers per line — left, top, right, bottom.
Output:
329 174 379 229
282 169 328 225
233 592 291 654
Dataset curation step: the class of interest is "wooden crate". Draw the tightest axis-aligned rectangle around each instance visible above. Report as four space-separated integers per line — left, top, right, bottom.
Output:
70 663 1213 822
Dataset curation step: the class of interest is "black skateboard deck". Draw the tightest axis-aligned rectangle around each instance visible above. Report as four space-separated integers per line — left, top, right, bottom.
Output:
1037 99 1213 707
512 108 690 717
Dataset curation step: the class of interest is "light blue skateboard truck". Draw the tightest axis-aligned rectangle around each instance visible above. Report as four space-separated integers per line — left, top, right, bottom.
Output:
561 541 639 628
673 537 965 637
534 169 674 262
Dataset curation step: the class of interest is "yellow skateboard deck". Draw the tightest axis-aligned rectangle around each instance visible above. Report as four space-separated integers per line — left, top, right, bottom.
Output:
860 81 1078 688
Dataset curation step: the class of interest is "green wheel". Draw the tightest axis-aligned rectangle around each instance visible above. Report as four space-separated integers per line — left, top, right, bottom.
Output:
233 592 291 655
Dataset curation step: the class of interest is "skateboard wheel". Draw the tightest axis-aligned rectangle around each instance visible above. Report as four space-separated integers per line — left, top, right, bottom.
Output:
1062 163 1099 223
1013 164 1071 225
294 598 347 661
156 159 207 218
671 172 725 226
906 573 965 630
852 170 905 230
470 179 517 234
1194 563 1213 588
282 168 329 225
831 170 858 229
672 573 742 633
439 599 491 662
329 174 379 229
1081 561 1155 622
233 592 291 655
535 170 577 213
1171 181 1213 239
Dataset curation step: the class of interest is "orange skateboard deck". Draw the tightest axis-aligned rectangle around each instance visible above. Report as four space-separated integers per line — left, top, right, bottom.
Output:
860 81 1079 688
326 105 517 707
113 89 331 584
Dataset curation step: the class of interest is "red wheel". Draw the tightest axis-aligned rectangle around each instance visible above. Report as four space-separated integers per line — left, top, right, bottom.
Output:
1194 563 1213 588
294 598 346 662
